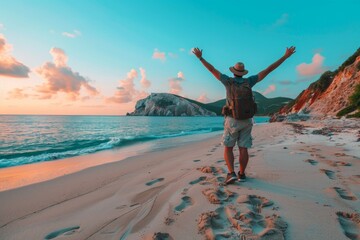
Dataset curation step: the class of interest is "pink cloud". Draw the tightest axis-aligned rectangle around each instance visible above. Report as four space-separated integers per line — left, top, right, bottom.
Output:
50 48 68 67
0 34 30 78
62 30 81 38
36 47 98 100
152 48 166 61
139 67 151 88
7 88 29 99
169 71 185 95
262 84 276 95
296 53 326 76
106 68 150 104
197 93 210 103
177 72 185 79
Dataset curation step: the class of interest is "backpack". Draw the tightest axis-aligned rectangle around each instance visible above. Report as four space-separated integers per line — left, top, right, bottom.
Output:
223 80 257 119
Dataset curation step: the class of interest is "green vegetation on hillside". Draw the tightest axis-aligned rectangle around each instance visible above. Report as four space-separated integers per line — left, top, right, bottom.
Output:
310 48 359 93
337 83 360 118
281 48 360 114
337 48 360 73
309 71 335 92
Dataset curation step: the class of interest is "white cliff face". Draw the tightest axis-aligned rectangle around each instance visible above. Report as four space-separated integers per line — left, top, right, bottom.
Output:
128 93 217 116
308 56 360 116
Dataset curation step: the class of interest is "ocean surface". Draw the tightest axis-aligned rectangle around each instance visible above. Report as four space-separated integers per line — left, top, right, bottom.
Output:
0 115 269 168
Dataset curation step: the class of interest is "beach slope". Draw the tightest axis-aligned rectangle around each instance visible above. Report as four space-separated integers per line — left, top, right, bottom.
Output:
0 120 359 240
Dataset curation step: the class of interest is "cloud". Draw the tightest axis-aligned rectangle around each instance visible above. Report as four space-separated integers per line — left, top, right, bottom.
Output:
197 93 210 103
179 48 185 52
7 88 29 99
168 52 178 59
36 47 99 100
0 23 4 30
81 105 105 108
152 48 166 61
262 84 276 95
279 80 293 85
177 71 184 79
106 68 150 104
169 71 185 95
295 76 316 83
62 30 81 38
0 34 30 78
296 53 326 76
273 13 289 27
50 47 68 67
107 69 137 103
139 67 151 88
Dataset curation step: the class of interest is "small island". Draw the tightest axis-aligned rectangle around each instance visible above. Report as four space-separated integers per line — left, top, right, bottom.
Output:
127 92 293 117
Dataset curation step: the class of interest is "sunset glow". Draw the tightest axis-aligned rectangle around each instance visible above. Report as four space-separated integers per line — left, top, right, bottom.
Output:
1 0 359 115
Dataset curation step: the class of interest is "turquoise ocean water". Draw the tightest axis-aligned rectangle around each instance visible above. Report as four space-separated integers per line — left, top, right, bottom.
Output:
0 115 269 168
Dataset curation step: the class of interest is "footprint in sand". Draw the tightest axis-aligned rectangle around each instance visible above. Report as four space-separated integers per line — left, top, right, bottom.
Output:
216 176 225 183
44 226 80 239
202 187 236 204
193 159 201 162
210 148 217 152
335 161 352 167
333 187 357 201
237 195 274 213
197 166 225 176
174 196 194 213
216 159 225 163
198 205 287 240
151 232 174 240
320 169 336 180
189 176 207 185
164 217 175 225
145 178 164 186
304 159 318 166
336 212 360 240
336 143 346 146
335 152 347 157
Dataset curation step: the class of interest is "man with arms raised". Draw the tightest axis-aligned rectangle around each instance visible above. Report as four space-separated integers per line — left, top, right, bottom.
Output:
193 46 296 184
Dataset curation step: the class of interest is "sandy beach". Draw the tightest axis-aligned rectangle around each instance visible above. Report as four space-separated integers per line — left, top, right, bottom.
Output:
0 120 359 240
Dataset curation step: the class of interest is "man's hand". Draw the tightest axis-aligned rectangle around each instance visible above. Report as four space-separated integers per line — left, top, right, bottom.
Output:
284 46 296 58
192 47 203 59
192 47 221 80
258 46 296 82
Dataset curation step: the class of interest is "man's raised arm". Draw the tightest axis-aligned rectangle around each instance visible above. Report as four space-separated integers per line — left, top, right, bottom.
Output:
192 47 221 80
257 46 296 82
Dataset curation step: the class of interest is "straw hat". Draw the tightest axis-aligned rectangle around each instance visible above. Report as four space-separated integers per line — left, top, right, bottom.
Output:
229 62 248 76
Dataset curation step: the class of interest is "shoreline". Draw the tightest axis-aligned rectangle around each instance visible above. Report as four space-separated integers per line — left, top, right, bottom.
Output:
0 115 270 170
0 130 223 192
0 120 359 239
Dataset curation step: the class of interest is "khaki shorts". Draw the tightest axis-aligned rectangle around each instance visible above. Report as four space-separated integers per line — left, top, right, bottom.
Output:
222 116 253 148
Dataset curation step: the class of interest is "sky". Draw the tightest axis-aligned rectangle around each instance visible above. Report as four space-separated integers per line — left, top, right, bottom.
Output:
0 0 359 115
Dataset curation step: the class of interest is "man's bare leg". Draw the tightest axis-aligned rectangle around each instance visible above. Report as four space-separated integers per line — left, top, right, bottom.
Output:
239 147 249 174
224 146 235 173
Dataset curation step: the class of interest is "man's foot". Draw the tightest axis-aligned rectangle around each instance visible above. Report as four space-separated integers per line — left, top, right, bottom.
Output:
225 172 237 184
238 171 246 182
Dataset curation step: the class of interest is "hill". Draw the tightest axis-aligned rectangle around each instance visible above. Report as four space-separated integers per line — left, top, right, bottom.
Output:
272 48 360 121
128 91 292 116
